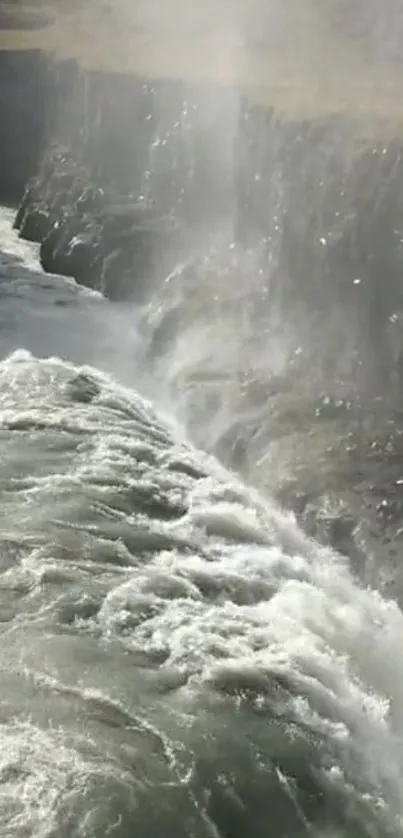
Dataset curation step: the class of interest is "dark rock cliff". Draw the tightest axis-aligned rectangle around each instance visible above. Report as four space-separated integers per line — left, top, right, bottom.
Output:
11 57 238 298
0 49 53 204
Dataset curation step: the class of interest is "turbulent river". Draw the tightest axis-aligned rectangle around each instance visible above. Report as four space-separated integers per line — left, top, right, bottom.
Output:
2 204 403 838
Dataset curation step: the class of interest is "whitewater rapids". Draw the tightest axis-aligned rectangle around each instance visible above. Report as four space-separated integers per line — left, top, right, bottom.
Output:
1 209 403 837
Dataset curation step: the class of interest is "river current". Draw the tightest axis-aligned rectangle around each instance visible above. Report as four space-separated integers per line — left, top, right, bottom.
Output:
1 205 403 837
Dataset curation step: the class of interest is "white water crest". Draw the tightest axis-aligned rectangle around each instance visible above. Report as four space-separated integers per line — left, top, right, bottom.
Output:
0 211 403 836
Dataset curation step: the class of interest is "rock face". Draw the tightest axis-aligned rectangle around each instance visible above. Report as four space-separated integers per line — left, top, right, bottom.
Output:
13 146 167 301
0 50 53 204
12 61 237 301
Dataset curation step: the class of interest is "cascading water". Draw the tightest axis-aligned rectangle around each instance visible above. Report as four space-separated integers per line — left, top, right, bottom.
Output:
1 210 403 837
2 2 403 836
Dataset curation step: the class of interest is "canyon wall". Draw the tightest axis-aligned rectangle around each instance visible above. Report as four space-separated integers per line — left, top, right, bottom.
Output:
0 49 53 203
2 23 403 388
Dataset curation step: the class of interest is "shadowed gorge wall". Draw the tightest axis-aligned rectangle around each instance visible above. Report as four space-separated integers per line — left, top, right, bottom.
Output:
0 49 53 203
3 3 403 396
51 63 237 224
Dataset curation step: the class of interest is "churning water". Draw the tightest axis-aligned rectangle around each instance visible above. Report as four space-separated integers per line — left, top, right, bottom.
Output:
2 193 403 838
